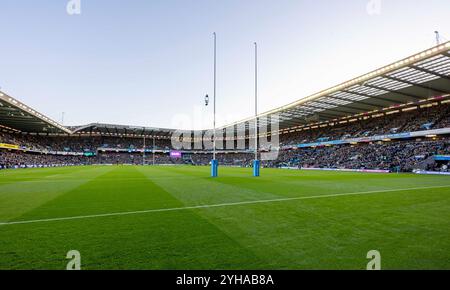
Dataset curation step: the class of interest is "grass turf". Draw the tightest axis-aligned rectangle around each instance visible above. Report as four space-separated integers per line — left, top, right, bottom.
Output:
0 165 449 270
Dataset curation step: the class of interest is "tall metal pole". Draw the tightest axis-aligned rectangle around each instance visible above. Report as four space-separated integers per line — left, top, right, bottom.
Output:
254 42 258 161
210 32 218 177
213 32 217 161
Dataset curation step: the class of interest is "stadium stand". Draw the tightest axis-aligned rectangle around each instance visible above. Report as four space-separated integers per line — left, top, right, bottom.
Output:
2 126 450 172
273 138 450 172
1 42 450 173
279 102 450 146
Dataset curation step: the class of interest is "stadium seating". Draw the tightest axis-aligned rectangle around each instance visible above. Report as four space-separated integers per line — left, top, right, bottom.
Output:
1 102 450 172
280 102 450 146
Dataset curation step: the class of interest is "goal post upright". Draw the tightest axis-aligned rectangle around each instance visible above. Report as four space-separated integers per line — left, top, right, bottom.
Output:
211 32 218 177
253 42 260 177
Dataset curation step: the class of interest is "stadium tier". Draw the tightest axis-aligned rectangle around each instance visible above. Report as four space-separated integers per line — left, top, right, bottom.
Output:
1 42 450 173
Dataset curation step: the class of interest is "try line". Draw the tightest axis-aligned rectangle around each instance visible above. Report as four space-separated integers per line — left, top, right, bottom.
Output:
0 185 449 226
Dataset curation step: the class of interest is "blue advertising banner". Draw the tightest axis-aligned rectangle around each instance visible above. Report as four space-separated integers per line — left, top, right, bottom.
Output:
435 155 450 161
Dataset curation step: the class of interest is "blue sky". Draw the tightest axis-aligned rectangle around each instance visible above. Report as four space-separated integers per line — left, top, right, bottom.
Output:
0 0 449 129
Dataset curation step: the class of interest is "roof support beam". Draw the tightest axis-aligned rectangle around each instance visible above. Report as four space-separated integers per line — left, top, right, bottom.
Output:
325 94 383 109
279 118 307 127
286 107 339 119
312 100 373 112
301 104 353 116
291 108 342 118
410 65 450 82
311 112 341 119
383 75 449 95
359 84 422 101
341 89 400 105
302 111 350 119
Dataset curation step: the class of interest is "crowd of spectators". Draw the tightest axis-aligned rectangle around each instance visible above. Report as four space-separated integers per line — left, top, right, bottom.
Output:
0 151 88 169
280 102 450 146
190 153 254 167
96 152 188 166
0 151 191 169
0 132 172 153
271 138 450 172
2 138 449 172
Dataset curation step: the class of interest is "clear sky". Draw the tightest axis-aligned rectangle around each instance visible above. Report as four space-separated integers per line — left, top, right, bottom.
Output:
0 0 449 129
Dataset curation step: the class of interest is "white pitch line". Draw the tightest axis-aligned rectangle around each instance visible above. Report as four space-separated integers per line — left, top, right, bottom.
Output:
0 185 449 227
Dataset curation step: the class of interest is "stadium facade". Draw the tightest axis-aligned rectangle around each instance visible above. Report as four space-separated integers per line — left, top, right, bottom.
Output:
1 41 450 173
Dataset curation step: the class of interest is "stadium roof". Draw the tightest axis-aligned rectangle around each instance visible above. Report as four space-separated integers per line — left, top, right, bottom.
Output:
0 92 71 134
1 41 450 136
70 123 176 138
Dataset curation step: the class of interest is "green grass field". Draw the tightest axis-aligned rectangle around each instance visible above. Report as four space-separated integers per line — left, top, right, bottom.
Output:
0 165 449 270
